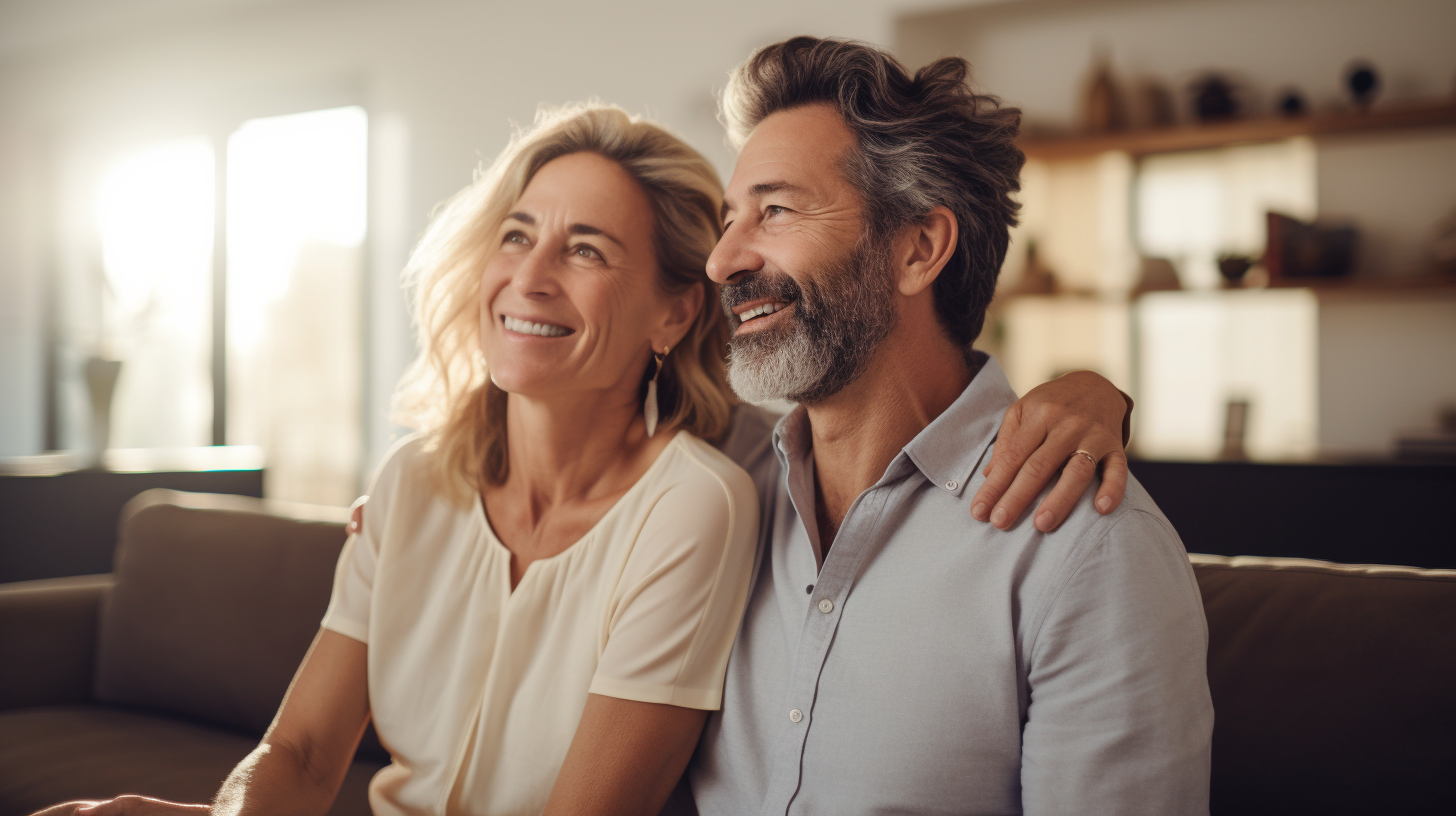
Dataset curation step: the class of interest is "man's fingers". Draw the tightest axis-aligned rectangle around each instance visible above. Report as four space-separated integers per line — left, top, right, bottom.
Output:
1030 453 1100 532
1095 449 1130 514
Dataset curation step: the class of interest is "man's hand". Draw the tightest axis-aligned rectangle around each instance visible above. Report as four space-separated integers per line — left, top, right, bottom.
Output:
30 797 209 816
970 370 1131 532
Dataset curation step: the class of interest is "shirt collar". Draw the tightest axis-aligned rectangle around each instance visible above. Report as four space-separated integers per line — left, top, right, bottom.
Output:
769 352 1017 498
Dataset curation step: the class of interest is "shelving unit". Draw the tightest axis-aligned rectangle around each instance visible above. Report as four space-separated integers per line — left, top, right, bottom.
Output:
1019 99 1456 160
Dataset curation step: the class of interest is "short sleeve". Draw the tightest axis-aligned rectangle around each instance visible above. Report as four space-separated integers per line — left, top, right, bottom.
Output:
319 526 377 643
588 445 760 711
320 435 419 643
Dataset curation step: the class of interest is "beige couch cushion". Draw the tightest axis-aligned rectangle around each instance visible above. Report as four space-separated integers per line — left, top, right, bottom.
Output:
93 490 349 737
1193 553 1456 815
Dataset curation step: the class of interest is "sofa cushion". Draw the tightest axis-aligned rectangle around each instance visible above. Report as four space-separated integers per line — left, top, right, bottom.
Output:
0 705 381 815
1192 553 1456 816
94 489 349 738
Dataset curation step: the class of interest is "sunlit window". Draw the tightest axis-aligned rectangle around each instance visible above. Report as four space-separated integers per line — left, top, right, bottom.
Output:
1136 138 1317 289
94 141 215 449
226 106 367 505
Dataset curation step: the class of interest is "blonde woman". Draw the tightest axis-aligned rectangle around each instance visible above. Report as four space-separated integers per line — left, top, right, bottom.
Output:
38 103 1132 816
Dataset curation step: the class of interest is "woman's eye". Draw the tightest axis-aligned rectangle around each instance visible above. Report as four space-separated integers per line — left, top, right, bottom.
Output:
572 244 601 260
503 230 529 246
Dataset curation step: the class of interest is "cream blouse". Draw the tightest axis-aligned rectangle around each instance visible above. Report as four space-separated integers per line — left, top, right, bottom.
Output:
320 431 759 816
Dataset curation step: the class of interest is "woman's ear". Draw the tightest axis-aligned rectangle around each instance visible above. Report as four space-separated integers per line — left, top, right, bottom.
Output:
657 281 704 350
894 205 958 297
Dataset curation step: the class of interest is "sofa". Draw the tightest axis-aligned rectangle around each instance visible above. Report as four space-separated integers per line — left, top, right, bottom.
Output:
1 489 1453 815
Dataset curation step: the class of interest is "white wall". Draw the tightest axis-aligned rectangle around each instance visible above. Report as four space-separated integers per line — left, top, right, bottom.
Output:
0 0 912 466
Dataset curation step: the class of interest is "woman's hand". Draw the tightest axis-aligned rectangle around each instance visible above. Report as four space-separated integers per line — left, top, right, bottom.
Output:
345 495 368 536
30 797 209 816
970 370 1132 533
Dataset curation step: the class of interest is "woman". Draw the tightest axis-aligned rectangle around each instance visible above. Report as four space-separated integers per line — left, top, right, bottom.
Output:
40 102 1131 816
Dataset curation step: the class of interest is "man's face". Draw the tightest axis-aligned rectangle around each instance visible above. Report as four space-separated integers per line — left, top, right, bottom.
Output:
708 103 898 405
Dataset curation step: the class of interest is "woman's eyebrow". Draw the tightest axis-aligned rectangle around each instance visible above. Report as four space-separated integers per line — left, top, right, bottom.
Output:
568 223 625 249
505 211 623 250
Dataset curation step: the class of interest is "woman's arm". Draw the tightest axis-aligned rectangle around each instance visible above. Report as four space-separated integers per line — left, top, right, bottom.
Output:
35 629 371 816
970 369 1133 533
544 694 707 816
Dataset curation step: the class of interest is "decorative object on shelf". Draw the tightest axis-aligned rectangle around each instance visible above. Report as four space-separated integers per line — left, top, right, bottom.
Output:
1006 238 1060 295
1220 399 1250 461
1132 256 1183 297
82 356 123 470
1190 73 1239 122
1430 206 1456 275
1216 254 1255 288
1264 212 1359 283
1345 60 1381 109
1277 88 1307 117
1136 80 1177 128
1082 50 1126 133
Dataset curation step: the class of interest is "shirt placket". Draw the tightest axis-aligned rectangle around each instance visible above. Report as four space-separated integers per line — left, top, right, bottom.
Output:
759 470 903 816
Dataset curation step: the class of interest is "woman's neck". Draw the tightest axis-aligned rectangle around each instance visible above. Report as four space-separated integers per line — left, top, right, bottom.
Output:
498 384 659 516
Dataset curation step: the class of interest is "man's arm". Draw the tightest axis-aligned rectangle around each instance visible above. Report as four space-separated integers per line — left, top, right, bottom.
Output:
971 370 1133 532
1020 511 1213 815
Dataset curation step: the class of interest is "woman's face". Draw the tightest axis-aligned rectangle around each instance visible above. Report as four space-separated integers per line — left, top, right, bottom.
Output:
480 151 693 402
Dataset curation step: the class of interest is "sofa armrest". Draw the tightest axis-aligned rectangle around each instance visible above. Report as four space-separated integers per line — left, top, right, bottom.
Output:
0 574 114 710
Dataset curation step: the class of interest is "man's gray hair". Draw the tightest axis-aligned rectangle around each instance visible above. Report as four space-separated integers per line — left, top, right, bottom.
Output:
721 36 1024 346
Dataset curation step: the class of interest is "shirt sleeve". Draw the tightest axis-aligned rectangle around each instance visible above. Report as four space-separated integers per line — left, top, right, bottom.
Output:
319 436 417 643
319 524 377 643
1020 510 1214 816
588 452 760 711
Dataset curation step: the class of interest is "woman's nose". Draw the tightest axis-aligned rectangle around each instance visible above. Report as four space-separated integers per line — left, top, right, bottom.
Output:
706 220 763 285
511 247 561 297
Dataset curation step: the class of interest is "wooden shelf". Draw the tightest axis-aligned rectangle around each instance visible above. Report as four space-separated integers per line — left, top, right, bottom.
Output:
1019 100 1456 160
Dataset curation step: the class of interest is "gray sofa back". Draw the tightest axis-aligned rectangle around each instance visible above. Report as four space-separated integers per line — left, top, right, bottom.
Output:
94 489 352 738
1192 553 1456 815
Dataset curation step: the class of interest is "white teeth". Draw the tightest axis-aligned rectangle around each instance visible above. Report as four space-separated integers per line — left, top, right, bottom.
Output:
503 316 572 337
739 301 787 323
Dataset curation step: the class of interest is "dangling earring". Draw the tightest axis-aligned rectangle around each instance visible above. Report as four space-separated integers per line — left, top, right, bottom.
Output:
645 345 669 438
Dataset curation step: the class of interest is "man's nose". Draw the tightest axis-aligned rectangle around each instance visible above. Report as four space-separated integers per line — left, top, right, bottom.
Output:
706 219 763 285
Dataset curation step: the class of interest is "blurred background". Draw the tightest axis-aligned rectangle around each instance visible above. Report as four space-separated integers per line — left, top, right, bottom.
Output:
0 0 1452 524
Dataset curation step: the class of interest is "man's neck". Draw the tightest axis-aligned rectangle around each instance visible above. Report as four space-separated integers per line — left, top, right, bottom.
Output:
805 326 973 551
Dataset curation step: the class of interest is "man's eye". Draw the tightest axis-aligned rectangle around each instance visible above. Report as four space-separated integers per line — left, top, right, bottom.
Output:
765 205 788 217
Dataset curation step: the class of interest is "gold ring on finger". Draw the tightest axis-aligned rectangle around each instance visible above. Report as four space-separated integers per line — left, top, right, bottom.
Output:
1072 449 1098 466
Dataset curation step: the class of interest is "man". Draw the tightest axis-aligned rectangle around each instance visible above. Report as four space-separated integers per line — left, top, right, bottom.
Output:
690 37 1213 815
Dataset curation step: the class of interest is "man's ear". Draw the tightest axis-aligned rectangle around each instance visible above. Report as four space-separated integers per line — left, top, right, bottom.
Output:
893 205 958 297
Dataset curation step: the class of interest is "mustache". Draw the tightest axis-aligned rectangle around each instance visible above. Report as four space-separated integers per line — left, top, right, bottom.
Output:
720 271 805 321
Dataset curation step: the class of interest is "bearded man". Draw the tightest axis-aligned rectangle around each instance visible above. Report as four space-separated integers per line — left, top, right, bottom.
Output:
688 37 1213 815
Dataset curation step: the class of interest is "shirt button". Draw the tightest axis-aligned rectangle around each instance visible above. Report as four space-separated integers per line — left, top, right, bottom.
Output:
945 479 958 490
817 598 834 613
789 708 803 723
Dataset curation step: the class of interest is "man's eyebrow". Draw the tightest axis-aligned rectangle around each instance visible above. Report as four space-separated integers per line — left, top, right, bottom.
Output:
721 181 810 221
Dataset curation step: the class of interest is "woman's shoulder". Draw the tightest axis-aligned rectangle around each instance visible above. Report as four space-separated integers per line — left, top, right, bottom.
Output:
660 431 758 507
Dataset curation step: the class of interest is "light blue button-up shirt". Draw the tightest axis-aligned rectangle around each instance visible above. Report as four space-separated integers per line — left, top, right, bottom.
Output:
693 353 1213 815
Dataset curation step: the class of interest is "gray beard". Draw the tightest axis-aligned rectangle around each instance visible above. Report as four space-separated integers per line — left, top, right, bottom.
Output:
723 237 897 405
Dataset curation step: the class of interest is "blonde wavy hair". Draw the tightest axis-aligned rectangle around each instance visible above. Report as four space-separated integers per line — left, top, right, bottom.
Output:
392 103 736 504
